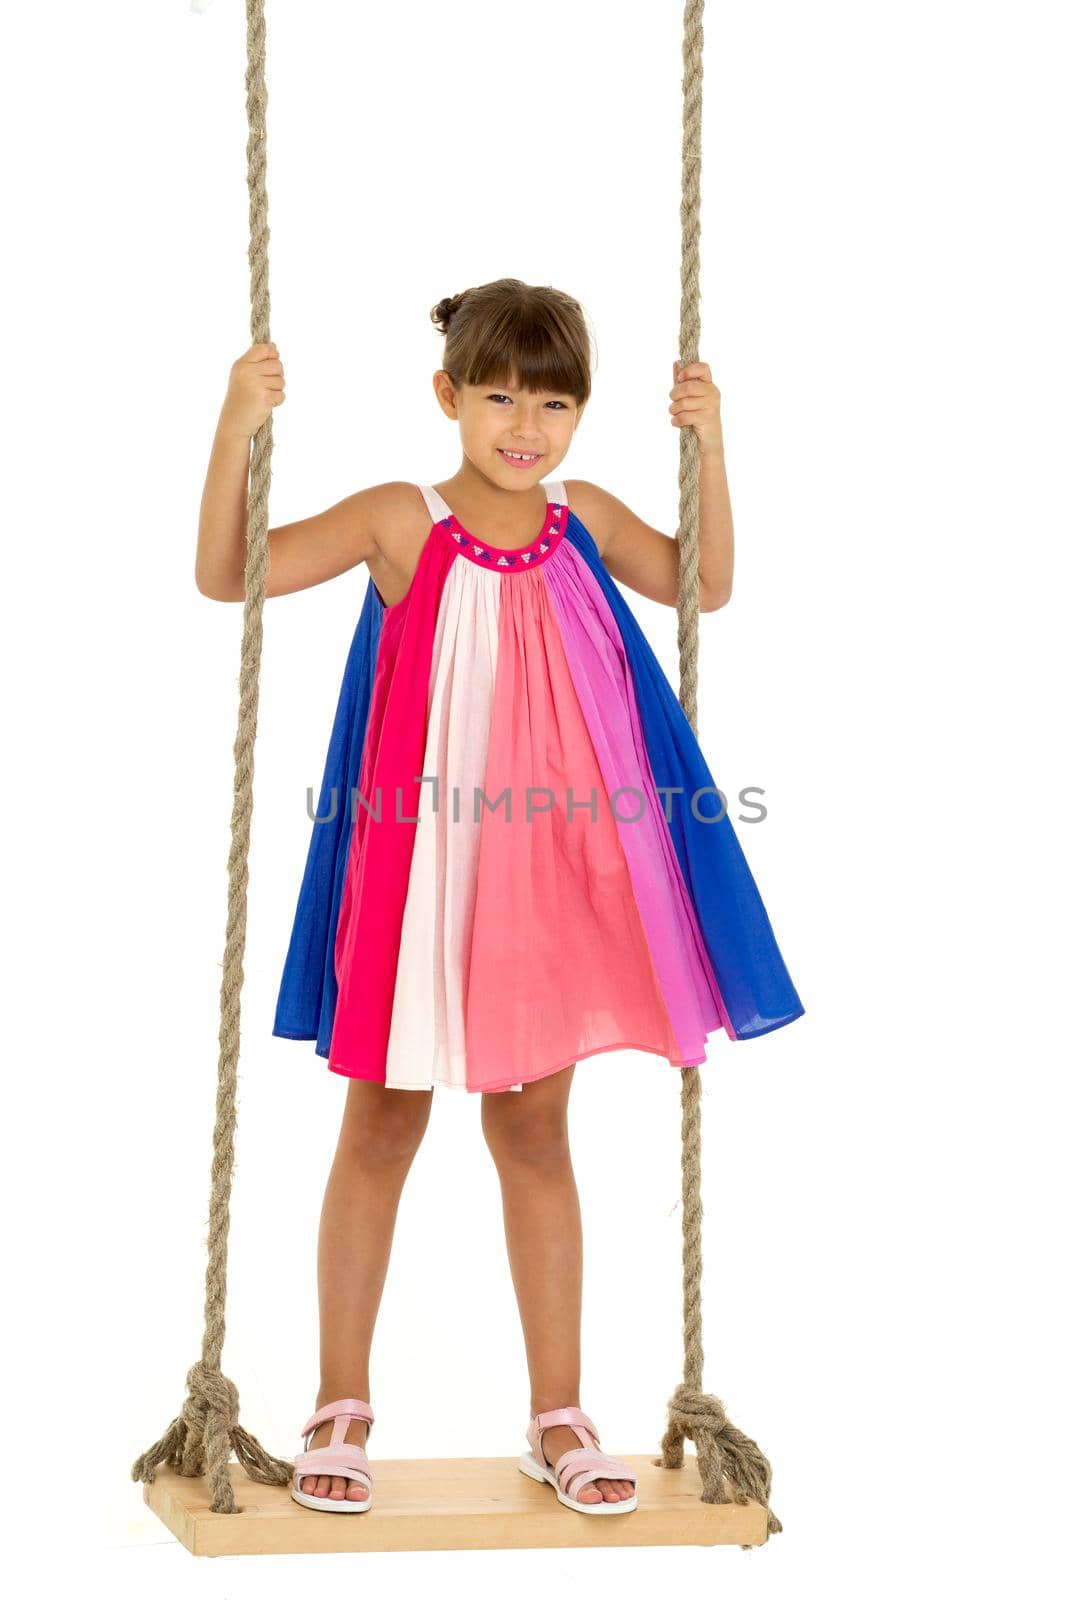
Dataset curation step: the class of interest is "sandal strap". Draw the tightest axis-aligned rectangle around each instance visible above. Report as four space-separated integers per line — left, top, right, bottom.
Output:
294 1442 372 1486
300 1397 374 1445
531 1405 598 1437
555 1447 636 1498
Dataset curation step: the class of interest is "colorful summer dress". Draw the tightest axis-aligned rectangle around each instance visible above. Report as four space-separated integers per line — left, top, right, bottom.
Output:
273 480 803 1093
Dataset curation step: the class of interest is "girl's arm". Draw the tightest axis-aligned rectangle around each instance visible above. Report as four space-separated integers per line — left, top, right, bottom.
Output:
569 360 733 613
195 342 378 602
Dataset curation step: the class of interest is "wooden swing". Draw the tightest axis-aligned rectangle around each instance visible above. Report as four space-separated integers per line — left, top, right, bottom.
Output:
131 0 780 1554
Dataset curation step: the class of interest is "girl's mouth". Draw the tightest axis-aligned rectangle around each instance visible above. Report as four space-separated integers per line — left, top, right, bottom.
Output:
498 449 543 469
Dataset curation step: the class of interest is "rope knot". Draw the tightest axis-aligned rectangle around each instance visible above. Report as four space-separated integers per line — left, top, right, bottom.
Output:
654 1380 782 1535
182 1360 241 1434
131 1357 292 1514
664 1383 730 1437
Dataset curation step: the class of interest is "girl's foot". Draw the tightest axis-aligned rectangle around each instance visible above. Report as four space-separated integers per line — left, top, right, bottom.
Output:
298 1412 370 1503
539 1422 635 1504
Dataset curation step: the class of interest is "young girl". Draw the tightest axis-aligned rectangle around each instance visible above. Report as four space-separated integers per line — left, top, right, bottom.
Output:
195 278 803 1518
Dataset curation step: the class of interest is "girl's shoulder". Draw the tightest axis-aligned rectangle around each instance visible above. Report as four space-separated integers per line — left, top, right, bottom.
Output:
363 480 433 528
361 479 437 557
563 480 614 558
345 482 436 605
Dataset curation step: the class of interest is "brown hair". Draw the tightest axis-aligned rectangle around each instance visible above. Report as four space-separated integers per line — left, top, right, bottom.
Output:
430 277 593 406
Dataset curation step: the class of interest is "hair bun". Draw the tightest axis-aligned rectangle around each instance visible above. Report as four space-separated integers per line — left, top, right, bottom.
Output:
431 293 463 333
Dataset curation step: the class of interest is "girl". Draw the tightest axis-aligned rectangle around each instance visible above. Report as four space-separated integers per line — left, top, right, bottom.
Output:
195 278 802 1518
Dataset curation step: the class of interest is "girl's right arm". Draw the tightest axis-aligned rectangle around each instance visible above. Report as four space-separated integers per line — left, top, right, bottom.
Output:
195 342 378 602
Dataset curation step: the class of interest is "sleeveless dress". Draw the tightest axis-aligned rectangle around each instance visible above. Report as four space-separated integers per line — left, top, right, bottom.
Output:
273 481 803 1093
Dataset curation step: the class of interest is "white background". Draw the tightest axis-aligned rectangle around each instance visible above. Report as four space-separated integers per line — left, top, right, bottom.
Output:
3 0 1063 1592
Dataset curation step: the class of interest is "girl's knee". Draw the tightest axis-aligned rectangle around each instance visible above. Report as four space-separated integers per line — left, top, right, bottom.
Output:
339 1080 432 1161
481 1095 571 1167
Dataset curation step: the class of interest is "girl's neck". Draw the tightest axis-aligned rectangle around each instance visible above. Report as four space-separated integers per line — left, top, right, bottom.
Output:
437 461 549 541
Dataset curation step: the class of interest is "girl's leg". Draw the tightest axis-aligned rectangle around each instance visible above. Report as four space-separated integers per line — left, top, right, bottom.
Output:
301 1076 433 1503
480 1064 633 1504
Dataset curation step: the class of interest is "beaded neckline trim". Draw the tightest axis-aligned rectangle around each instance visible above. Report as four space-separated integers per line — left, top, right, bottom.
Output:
436 500 569 570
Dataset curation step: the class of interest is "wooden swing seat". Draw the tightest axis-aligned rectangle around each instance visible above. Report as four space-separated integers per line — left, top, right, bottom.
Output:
143 1452 768 1556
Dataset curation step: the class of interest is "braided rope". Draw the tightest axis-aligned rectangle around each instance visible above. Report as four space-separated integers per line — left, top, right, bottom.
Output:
130 0 291 1516
651 0 781 1540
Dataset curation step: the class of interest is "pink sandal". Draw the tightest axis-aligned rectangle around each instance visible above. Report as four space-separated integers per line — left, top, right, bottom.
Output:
290 1397 374 1513
519 1405 638 1515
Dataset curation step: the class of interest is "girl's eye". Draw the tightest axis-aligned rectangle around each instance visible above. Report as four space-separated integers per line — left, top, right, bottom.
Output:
487 394 567 410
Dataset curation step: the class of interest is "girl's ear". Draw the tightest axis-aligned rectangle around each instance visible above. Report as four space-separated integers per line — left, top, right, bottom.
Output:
432 368 460 418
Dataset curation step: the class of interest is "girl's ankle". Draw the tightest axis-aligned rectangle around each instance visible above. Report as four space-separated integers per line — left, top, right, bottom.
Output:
530 1398 581 1417
317 1385 371 1407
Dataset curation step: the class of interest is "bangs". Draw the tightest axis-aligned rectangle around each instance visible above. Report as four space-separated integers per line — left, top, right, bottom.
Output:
462 303 589 404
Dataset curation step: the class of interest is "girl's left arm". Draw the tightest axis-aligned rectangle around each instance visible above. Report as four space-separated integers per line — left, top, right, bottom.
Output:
569 360 733 612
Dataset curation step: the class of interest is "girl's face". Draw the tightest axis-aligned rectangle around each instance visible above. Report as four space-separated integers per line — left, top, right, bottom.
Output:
433 367 584 488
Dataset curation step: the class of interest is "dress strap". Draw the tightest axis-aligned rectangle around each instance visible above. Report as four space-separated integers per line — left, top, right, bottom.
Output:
542 479 569 507
417 484 454 524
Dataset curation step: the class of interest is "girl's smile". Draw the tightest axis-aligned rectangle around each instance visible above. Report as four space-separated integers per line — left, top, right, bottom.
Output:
498 448 543 469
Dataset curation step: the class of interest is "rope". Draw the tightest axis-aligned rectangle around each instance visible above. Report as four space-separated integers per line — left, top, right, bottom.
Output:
130 0 290 1516
651 0 781 1540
